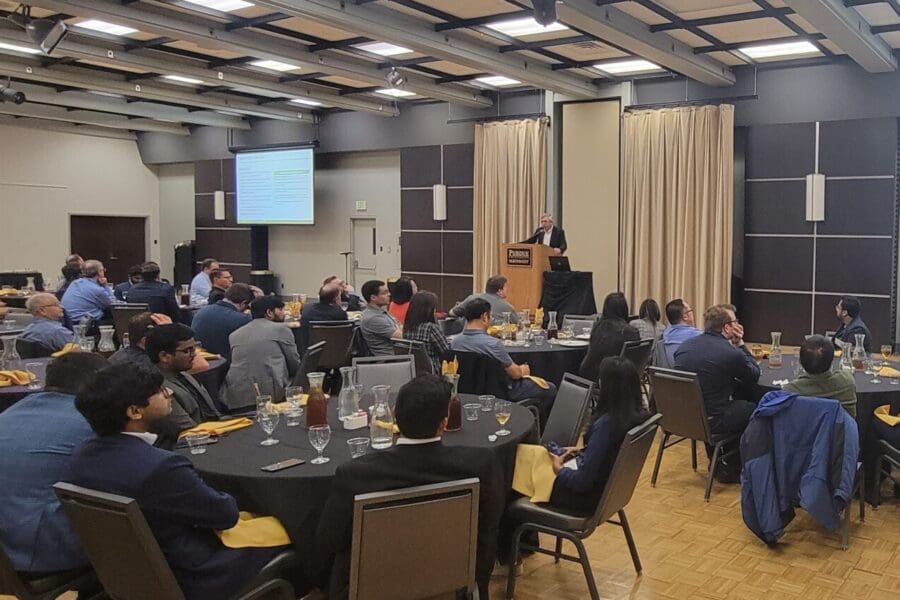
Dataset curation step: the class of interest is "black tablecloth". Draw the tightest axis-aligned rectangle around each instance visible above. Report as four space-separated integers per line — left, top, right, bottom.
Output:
506 341 588 386
0 294 29 309
0 272 43 291
540 271 597 327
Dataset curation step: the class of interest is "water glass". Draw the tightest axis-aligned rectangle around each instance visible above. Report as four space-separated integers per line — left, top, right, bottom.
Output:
256 394 273 414
309 424 331 464
285 386 303 407
285 408 303 427
870 358 882 384
25 362 41 390
257 408 280 446
479 394 495 412
185 432 211 455
464 403 480 421
348 437 369 458
582 327 591 338
533 332 545 347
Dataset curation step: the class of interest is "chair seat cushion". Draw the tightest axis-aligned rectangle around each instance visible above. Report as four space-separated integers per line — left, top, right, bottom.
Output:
506 497 593 532
879 439 900 462
20 567 92 595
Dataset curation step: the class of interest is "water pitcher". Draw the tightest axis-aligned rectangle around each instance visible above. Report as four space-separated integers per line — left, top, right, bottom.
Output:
338 366 359 420
97 326 116 357
768 332 783 369
305 372 328 427
444 373 462 432
1 335 22 371
852 334 867 371
546 310 559 340
369 385 394 449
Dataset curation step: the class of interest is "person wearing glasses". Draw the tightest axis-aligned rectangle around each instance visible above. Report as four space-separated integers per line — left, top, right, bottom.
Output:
657 298 702 366
674 303 760 483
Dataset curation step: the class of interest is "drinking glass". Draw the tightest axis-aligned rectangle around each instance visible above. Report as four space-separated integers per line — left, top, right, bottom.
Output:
348 437 369 458
533 332 545 347
870 358 882 384
256 394 273 414
185 432 210 455
257 408 280 446
479 394 495 412
285 386 303 407
880 344 892 367
562 326 575 340
25 362 41 390
309 424 331 464
582 327 591 338
464 403 480 421
494 400 512 437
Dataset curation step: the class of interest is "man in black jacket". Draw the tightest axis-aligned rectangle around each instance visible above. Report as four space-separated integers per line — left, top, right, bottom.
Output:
316 374 503 599
521 213 567 254
297 284 348 354
124 262 180 323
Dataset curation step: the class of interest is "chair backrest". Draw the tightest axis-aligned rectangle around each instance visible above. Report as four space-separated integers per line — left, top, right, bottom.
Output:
561 314 597 334
391 338 433 376
16 338 53 359
111 305 149 346
455 351 508 398
53 482 186 600
292 340 326 388
651 338 673 369
620 338 655 373
647 367 713 442
590 414 661 528
439 317 464 337
2 312 32 327
541 372 594 445
352 355 416 392
309 322 355 370
349 479 479 600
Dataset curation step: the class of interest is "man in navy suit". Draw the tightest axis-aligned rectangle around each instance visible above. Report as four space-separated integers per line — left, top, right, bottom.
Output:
521 213 567 254
69 364 290 600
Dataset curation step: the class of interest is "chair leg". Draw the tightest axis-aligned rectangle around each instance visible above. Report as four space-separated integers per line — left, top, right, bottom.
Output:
570 535 599 600
505 525 527 600
651 432 669 487
554 536 563 564
875 455 883 509
840 502 851 550
618 510 642 575
705 443 723 502
858 467 866 522
691 439 698 472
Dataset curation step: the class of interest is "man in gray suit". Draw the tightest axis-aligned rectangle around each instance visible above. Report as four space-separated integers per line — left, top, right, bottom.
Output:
222 295 301 410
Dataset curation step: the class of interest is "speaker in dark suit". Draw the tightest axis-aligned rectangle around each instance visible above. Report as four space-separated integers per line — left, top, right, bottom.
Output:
521 214 567 254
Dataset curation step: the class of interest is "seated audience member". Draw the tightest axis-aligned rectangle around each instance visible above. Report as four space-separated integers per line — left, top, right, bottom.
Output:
359 279 402 356
206 268 234 305
784 335 857 417
114 264 142 301
659 298 701 365
833 295 873 353
54 254 84 301
450 275 519 324
298 284 348 354
124 262 180 323
190 258 219 306
629 298 665 341
191 283 253 360
580 292 640 384
20 292 73 352
0 300 6 321
388 277 416 324
674 303 760 482
145 324 221 447
61 259 114 324
223 296 300 410
0 353 108 573
69 364 291 600
403 291 451 374
323 275 363 311
108 312 171 369
451 299 556 421
317 375 502 599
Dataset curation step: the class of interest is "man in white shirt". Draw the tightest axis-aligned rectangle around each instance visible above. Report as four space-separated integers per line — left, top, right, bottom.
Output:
522 213 567 254
189 258 219 306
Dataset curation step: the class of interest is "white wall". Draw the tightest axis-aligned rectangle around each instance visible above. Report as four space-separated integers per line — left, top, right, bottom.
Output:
0 122 160 284
157 163 196 280
269 151 401 294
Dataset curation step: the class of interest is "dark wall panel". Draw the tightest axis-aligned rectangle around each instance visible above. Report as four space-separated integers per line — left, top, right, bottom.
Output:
443 276 474 307
744 237 813 290
745 181 812 234
741 291 812 346
195 229 251 265
442 233 473 275
194 159 223 193
815 238 893 296
400 146 441 187
819 179 896 236
443 144 474 187
819 118 897 177
746 123 815 179
445 188 473 231
400 189 435 230
400 232 441 273
813 294 890 349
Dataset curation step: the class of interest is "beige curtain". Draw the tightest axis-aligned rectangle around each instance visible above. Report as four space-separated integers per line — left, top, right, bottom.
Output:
621 105 734 325
473 118 547 292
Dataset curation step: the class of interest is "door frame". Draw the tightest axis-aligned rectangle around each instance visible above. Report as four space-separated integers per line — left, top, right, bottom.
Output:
349 216 377 289
68 212 153 268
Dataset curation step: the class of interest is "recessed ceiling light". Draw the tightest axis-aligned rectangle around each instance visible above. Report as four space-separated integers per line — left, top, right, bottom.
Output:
249 59 300 72
486 17 568 37
475 75 521 87
738 40 818 60
355 41 413 57
74 19 138 36
163 74 205 85
594 59 662 75
375 88 415 98
0 41 41 54
87 90 125 98
291 98 323 106
181 0 254 12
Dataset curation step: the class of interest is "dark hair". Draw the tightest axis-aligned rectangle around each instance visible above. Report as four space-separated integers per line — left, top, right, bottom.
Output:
75 365 164 436
799 335 835 375
391 277 415 305
140 261 161 282
127 264 142 278
601 292 630 321
704 304 736 332
319 284 341 305
839 295 861 319
394 374 451 438
463 298 492 322
45 353 108 395
485 276 507 295
638 299 661 325
201 258 218 270
665 298 686 325
145 323 195 364
61 264 81 282
250 295 284 319
596 357 648 429
127 311 157 344
323 275 339 285
405 291 438 330
224 283 254 305
361 280 385 303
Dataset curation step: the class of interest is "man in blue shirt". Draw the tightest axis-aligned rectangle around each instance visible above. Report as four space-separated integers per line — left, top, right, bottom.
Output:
61 259 114 323
189 258 218 306
20 292 73 351
190 283 253 359
125 262 181 323
659 298 702 365
0 353 108 573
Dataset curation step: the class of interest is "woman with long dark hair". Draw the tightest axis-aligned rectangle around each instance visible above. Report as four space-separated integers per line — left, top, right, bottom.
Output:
403 291 451 374
579 292 640 383
388 277 416 323
629 298 665 340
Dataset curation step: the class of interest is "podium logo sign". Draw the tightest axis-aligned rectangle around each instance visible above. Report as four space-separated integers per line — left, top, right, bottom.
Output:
507 247 532 266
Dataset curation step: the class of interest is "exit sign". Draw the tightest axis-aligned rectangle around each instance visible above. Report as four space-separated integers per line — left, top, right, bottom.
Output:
356 200 367 211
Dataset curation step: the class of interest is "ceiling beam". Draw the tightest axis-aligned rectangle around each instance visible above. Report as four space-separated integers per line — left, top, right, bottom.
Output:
784 0 896 72
0 102 190 134
25 0 493 108
649 8 794 32
0 115 138 139
248 0 601 98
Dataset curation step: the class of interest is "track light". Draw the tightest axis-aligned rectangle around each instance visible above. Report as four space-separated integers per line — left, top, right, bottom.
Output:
6 5 68 55
386 68 405 88
532 0 558 26
0 86 26 104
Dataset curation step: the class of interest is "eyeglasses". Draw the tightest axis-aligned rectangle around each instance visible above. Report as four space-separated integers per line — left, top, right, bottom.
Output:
175 346 198 355
159 387 174 399
723 318 739 325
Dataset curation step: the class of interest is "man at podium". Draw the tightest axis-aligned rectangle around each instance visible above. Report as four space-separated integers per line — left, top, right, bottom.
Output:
521 213 567 255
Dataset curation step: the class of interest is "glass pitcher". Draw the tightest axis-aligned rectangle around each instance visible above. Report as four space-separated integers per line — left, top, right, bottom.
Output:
546 310 559 340
369 385 394 449
305 372 328 427
500 312 511 341
839 341 854 371
338 366 359 420
769 331 783 369
444 373 462 432
852 334 867 371
97 326 116 357
0 335 22 371
24 277 35 292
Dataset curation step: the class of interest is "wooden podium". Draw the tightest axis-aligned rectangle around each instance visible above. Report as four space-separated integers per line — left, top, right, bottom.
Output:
499 243 553 311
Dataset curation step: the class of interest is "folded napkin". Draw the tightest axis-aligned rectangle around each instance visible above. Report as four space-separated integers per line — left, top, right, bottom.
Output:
877 366 900 378
373 419 400 434
0 289 22 296
875 404 900 427
51 343 80 358
180 418 253 438
0 370 35 387
196 348 221 360
441 357 459 376
534 307 544 326
512 444 556 503
217 512 291 548
270 395 312 411
525 375 549 390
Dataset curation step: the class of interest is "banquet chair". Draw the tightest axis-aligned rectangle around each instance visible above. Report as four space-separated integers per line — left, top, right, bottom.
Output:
561 314 597 335
53 482 297 600
391 338 433 376
309 322 355 371
0 544 97 600
349 479 480 600
291 341 326 389
874 438 900 508
620 338 655 374
352 355 415 392
505 414 661 600
648 367 740 501
541 373 593 446
16 338 54 359
439 317 465 337
111 304 149 347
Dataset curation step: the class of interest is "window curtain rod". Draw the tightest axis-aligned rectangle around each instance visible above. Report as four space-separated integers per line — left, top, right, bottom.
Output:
624 94 757 112
446 113 550 125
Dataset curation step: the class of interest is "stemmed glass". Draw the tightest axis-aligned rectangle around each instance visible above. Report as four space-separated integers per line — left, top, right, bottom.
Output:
309 424 332 464
880 344 892 367
257 406 280 446
869 358 882 385
494 400 512 437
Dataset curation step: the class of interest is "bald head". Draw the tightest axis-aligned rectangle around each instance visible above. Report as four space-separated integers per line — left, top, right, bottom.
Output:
319 284 341 306
26 292 64 321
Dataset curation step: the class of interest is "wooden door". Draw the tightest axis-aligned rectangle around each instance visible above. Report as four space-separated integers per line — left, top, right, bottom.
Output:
70 216 147 283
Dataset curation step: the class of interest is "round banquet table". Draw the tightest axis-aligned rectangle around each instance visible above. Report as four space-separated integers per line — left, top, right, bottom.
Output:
179 395 534 576
0 294 29 309
504 339 589 386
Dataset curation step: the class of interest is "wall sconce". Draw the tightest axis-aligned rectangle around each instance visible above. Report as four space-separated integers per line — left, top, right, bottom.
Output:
214 190 225 221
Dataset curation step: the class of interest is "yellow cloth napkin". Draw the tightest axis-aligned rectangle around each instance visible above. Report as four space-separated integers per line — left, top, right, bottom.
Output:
875 404 900 427
373 419 400 434
534 307 544 326
877 366 900 378
0 370 35 387
270 395 316 411
441 357 459 376
0 289 21 296
217 512 291 548
195 348 221 360
51 343 80 358
525 375 549 390
512 444 557 503
180 418 253 438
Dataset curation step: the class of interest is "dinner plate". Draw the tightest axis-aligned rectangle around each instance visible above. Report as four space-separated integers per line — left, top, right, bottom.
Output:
557 339 589 347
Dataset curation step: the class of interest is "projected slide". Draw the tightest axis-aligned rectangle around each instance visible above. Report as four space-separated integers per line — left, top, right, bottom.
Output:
236 147 314 225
